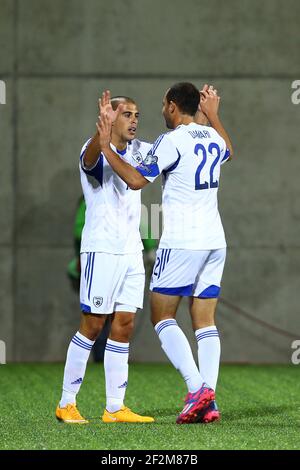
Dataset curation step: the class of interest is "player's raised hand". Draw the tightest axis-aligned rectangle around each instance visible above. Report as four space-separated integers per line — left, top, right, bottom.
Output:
200 84 219 97
195 84 210 125
98 90 124 123
195 84 218 125
200 84 220 109
200 83 210 95
200 85 220 120
96 111 112 151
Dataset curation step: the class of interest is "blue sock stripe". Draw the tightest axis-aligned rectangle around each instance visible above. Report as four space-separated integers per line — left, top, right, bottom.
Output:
74 334 94 348
105 344 129 353
196 334 219 342
196 330 218 337
105 343 129 350
166 249 171 263
106 341 129 349
72 339 93 351
196 331 219 338
156 319 177 335
196 332 219 341
155 319 177 336
105 347 129 354
71 338 92 351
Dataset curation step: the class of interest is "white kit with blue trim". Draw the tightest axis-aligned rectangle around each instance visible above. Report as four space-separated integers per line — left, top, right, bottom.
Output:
80 138 152 254
79 138 151 314
136 122 230 250
80 251 145 314
135 122 230 298
150 247 226 298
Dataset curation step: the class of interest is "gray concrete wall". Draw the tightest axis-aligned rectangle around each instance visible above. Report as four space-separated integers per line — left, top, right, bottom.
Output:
0 0 300 363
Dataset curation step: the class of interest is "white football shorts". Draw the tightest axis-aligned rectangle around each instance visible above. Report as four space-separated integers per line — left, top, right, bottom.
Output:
80 252 145 314
150 248 226 298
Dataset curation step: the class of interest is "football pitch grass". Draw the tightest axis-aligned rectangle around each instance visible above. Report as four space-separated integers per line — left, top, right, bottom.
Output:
0 363 299 450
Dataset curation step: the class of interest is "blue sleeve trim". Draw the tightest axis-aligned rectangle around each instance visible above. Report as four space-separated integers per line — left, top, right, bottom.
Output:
152 284 193 296
162 149 181 177
80 153 104 186
136 162 160 178
135 133 173 179
80 138 92 159
198 285 220 298
80 302 91 313
151 134 166 153
221 148 231 162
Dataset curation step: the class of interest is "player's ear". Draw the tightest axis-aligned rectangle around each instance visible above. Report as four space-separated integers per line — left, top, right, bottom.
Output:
169 101 176 114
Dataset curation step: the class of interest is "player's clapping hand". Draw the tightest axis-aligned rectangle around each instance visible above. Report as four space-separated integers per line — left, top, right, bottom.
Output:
200 84 220 120
195 85 220 125
96 112 112 151
194 84 209 125
98 90 124 122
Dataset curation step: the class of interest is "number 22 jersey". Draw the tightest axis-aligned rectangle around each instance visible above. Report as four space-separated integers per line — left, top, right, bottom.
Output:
136 123 230 250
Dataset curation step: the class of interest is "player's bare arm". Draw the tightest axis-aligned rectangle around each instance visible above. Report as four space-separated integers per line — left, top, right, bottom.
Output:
97 112 149 191
82 90 124 169
200 89 233 158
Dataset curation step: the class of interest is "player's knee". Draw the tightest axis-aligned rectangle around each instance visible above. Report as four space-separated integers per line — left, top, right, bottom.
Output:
85 325 102 341
111 317 134 342
80 316 106 341
88 327 102 341
151 310 163 327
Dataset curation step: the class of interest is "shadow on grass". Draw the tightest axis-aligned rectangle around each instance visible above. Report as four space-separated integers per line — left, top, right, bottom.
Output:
222 404 292 421
62 404 297 428
86 404 297 426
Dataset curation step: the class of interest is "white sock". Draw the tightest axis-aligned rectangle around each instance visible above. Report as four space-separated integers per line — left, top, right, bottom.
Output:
60 331 94 408
195 326 220 391
104 339 129 413
155 319 203 393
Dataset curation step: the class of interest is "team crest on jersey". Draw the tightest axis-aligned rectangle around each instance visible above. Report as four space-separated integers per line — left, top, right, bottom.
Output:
132 151 144 164
93 296 103 308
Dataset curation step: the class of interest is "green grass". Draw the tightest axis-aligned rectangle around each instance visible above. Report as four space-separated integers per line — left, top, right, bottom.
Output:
0 364 299 450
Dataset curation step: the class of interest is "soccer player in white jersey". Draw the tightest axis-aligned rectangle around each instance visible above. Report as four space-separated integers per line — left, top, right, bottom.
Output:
97 82 233 424
56 95 154 424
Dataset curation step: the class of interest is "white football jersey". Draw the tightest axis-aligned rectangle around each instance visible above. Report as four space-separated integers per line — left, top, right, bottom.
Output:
136 123 230 250
80 139 152 254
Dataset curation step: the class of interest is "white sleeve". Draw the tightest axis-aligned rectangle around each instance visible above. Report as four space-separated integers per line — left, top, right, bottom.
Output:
135 134 179 183
219 136 231 165
79 138 101 171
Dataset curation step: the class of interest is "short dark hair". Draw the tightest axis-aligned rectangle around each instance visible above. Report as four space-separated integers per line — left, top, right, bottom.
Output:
166 82 200 115
111 96 136 111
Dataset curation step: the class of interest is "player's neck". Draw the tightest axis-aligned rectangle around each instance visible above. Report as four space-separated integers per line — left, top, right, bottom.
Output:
173 115 194 128
111 135 127 153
